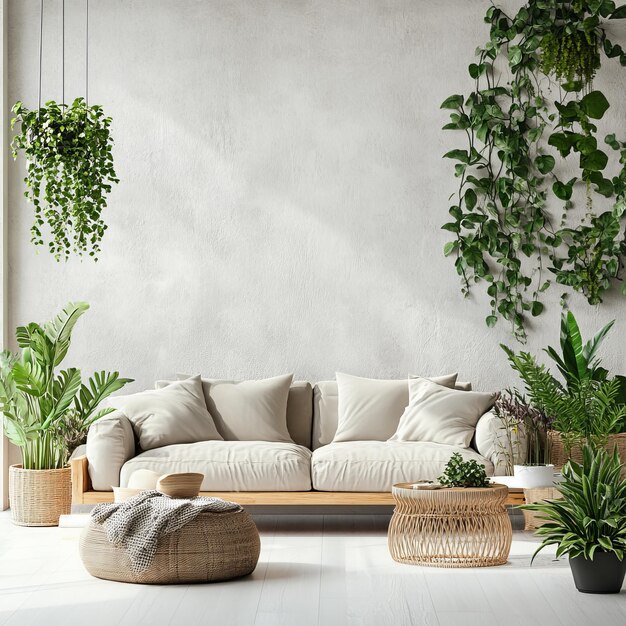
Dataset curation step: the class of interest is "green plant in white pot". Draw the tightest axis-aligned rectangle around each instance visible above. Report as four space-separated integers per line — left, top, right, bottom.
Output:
522 445 626 594
0 302 132 526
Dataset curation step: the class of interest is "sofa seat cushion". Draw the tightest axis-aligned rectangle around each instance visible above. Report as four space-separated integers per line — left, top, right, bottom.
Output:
311 441 494 492
120 441 312 491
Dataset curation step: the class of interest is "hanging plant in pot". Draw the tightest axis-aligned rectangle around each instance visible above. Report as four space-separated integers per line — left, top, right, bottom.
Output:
11 98 119 260
0 302 132 526
522 445 626 594
11 0 119 260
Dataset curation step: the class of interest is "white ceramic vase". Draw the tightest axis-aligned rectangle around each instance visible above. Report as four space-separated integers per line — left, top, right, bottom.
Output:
513 464 555 488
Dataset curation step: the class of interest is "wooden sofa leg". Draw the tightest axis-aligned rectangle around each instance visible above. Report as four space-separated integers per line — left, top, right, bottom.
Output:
70 455 90 505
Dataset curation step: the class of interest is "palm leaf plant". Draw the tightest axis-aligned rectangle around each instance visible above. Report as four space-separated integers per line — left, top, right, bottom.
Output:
521 445 626 593
545 311 626 412
0 302 132 469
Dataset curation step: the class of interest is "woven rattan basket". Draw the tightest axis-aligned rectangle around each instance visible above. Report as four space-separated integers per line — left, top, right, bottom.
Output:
9 464 72 527
522 487 562 531
549 431 626 472
79 508 261 584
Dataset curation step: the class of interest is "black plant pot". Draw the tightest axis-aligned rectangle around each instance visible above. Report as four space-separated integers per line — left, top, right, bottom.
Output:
569 552 626 594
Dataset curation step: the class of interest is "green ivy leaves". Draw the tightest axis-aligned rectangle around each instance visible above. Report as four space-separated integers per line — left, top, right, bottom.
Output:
11 98 119 261
441 1 626 341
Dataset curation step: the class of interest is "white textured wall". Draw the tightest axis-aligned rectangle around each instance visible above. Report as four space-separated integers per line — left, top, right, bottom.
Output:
6 0 626 395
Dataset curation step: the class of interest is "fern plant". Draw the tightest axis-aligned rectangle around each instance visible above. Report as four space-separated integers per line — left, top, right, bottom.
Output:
0 302 132 469
502 345 626 453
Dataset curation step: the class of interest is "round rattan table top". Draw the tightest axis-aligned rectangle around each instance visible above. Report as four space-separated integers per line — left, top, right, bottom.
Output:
392 483 509 497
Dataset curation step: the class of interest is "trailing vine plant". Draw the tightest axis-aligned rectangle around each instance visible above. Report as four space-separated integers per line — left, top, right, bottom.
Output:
441 0 626 341
11 98 119 261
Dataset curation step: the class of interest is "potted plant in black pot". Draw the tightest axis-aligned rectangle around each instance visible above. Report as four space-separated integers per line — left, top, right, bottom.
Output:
522 445 626 593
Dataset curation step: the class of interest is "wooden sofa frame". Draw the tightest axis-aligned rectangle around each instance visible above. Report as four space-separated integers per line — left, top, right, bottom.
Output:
70 455 525 507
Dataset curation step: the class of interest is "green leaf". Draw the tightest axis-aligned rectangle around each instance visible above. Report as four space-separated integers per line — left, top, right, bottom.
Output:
580 149 609 171
465 188 477 210
548 132 573 157
486 315 498 328
536 155 556 175
531 301 544 317
508 45 522 66
440 94 464 110
610 4 626 18
443 241 458 257
553 180 574 201
562 80 583 92
580 91 610 120
44 302 90 366
443 149 470 163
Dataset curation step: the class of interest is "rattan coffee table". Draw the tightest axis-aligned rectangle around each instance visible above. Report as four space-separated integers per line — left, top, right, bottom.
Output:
388 483 512 568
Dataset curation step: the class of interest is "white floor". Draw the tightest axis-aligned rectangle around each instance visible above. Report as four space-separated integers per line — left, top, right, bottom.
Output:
1 512 626 626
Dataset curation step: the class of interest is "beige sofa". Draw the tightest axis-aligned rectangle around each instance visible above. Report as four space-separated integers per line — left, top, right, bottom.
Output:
71 381 521 506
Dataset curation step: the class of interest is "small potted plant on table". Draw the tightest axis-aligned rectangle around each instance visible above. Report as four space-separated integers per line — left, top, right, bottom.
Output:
0 302 132 526
523 445 626 594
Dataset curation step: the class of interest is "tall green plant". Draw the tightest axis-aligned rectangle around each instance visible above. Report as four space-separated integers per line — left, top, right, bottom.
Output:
522 446 626 561
0 302 132 469
545 310 626 405
441 1 626 340
11 98 119 261
502 345 626 452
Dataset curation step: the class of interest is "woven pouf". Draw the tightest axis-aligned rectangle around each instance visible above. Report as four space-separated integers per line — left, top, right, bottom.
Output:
79 509 261 584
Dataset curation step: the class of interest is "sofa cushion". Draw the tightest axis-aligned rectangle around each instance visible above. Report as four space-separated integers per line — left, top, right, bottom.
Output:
161 373 294 443
109 376 223 451
332 372 458 443
390 378 496 447
161 377 313 448
411 374 472 391
87 410 136 491
120 440 312 491
311 441 494 492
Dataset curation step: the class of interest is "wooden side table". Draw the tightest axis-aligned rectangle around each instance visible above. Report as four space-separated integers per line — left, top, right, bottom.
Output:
388 483 512 568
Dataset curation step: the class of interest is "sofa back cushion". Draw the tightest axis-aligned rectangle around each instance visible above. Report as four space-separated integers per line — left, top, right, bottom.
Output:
158 376 313 448
333 373 459 443
109 376 223 450
389 377 496 447
312 378 472 449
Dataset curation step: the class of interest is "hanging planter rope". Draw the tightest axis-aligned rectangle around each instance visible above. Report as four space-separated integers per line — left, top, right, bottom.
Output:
11 0 119 261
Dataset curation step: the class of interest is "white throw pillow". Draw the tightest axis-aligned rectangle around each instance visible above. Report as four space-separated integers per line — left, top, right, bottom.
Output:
332 372 458 442
161 373 295 443
390 377 496 447
108 375 223 450
410 374 472 392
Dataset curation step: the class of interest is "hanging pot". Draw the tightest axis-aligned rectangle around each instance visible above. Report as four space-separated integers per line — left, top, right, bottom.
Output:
513 464 555 488
569 552 626 594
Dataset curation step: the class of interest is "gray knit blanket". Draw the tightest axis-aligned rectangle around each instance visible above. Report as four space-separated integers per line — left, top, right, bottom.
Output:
91 490 242 573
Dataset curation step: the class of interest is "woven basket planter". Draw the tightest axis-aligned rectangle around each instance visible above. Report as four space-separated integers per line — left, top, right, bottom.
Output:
522 487 562 531
79 508 260 584
548 431 626 473
9 464 72 527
